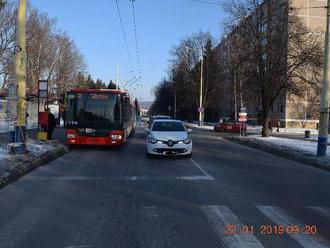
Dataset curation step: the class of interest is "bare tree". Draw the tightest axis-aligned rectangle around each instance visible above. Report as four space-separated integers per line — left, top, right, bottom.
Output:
0 0 15 88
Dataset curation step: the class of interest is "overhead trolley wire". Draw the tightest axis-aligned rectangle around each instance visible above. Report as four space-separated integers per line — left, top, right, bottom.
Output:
130 0 142 81
115 0 135 75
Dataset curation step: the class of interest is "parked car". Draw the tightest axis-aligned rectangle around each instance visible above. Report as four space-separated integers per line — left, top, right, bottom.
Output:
146 119 192 157
214 120 246 133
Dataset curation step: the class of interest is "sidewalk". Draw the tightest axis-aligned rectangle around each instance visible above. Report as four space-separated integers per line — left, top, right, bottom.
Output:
0 128 67 189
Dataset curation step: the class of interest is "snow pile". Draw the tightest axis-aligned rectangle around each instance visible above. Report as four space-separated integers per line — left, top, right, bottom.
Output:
26 140 56 156
247 135 330 157
185 123 214 131
0 145 10 162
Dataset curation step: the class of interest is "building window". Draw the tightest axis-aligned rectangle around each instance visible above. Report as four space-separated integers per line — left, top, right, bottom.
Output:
277 105 284 113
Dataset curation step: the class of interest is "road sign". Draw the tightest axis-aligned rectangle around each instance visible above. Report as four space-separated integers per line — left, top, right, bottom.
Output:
198 107 204 112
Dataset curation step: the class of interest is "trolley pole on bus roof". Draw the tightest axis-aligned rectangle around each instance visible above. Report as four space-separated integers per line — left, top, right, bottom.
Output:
317 0 330 156
14 0 27 150
116 65 120 90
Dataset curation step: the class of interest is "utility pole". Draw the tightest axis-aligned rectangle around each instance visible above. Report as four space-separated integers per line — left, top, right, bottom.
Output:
199 56 204 126
15 0 27 147
317 0 330 156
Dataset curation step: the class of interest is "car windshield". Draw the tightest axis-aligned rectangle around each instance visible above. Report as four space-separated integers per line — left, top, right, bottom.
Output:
152 121 186 132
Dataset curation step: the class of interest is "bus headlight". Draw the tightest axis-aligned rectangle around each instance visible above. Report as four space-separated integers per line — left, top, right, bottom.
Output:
67 133 76 139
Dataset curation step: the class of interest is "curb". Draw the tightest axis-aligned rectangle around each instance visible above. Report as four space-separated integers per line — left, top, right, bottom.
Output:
0 145 69 190
224 136 330 172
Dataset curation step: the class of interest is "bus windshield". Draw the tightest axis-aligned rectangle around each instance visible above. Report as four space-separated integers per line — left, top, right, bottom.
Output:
67 92 121 128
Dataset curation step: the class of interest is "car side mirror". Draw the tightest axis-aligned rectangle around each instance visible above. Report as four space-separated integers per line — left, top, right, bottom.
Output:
187 128 193 134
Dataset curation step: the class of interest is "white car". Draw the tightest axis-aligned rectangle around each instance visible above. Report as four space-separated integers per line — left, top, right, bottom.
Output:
146 120 192 157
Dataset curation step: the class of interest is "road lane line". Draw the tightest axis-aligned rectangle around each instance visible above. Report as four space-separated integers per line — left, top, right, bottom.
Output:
309 206 330 219
257 206 330 248
202 205 264 248
176 175 215 181
189 159 215 180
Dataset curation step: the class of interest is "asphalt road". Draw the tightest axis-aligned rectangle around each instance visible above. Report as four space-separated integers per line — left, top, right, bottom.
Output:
0 125 329 248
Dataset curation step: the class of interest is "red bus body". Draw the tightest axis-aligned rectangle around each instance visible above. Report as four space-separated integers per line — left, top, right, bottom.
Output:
65 89 136 146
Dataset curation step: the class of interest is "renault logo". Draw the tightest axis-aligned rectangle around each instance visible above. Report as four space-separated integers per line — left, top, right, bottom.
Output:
167 140 174 147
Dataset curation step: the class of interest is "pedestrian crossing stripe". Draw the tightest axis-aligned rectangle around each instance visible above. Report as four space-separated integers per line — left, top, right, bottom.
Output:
203 205 264 248
201 205 330 248
257 206 329 248
0 205 329 248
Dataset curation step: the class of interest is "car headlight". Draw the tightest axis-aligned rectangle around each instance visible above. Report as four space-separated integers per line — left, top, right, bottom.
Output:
111 134 122 140
148 136 157 144
183 137 192 144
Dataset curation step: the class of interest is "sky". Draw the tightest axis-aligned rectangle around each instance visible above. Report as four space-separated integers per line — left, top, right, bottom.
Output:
30 0 226 101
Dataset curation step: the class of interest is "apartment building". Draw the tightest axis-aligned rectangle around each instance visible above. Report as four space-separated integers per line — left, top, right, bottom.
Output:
215 0 326 128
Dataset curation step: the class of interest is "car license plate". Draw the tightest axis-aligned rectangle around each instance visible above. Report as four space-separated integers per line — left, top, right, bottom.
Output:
227 126 232 130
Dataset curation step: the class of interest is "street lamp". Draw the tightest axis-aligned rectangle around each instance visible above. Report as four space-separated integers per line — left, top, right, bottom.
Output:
184 45 204 126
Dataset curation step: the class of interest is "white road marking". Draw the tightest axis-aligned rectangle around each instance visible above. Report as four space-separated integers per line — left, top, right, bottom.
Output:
203 205 264 248
258 206 330 248
189 158 215 180
308 206 330 219
176 175 214 181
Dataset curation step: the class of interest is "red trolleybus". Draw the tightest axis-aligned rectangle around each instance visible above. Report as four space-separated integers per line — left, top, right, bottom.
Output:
65 89 136 146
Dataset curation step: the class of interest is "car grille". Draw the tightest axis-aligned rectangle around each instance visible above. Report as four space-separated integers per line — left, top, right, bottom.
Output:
159 140 179 147
153 148 187 154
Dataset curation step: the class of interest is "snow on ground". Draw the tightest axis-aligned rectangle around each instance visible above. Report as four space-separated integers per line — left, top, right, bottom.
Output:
246 125 319 135
0 121 9 134
185 123 214 131
0 146 10 161
26 139 57 156
247 135 330 157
